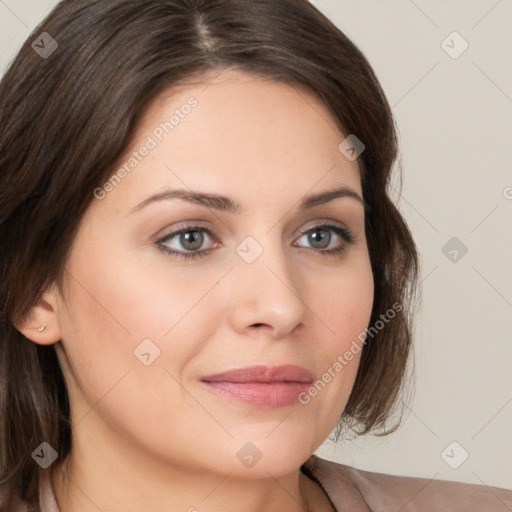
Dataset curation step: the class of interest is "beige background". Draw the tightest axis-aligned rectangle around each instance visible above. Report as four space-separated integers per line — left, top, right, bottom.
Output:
1 0 510 490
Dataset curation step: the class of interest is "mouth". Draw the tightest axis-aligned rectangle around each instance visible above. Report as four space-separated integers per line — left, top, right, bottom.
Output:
200 365 314 408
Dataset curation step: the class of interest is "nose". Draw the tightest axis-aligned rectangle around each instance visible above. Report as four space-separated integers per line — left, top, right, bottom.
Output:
226 239 314 340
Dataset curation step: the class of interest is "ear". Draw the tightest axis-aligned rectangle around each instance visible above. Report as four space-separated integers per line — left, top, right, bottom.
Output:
12 283 63 346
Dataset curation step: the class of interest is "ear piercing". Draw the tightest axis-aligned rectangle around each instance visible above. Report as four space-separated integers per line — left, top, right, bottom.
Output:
37 325 46 332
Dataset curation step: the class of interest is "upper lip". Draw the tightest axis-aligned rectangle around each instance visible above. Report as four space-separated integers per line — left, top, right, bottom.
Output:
201 365 314 384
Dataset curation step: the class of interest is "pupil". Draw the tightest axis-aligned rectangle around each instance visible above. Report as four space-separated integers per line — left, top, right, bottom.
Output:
182 231 202 250
310 229 329 248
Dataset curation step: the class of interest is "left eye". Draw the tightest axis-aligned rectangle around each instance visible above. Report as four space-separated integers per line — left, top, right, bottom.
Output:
157 226 217 258
156 223 354 260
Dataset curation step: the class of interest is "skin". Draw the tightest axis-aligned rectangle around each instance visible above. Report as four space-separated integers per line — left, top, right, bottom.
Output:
17 69 374 512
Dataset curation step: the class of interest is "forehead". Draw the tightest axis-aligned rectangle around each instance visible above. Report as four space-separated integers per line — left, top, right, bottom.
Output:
101 70 363 214
144 70 348 146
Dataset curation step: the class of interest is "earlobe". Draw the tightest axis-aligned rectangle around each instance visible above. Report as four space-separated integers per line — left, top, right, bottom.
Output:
12 286 63 345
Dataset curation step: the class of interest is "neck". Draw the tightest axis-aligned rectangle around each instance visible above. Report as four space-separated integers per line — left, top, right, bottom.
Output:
50 436 332 512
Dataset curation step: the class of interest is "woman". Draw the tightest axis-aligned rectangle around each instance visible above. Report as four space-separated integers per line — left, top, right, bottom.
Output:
0 1 510 511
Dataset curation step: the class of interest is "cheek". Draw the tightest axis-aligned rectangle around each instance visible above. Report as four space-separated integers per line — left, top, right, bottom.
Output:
56 250 208 444
63 229 206 339
316 255 374 352
57 237 219 403
299 257 373 412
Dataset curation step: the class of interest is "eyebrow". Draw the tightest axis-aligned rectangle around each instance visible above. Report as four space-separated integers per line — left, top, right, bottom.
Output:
128 185 365 215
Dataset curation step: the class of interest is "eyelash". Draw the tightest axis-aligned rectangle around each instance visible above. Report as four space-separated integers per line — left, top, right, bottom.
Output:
156 223 355 261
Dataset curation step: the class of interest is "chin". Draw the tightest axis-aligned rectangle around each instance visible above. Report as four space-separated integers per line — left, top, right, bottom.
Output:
216 431 322 479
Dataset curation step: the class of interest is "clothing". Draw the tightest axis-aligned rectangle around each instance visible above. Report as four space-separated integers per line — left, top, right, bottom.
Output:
1 454 511 511
301 454 512 511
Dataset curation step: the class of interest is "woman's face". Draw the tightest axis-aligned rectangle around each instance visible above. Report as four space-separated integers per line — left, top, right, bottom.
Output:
49 70 374 479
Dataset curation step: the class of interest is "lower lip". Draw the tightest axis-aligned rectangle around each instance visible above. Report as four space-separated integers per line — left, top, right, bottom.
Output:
201 381 311 408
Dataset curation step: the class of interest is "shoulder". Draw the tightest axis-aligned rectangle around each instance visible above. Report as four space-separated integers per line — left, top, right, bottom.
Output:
302 454 512 512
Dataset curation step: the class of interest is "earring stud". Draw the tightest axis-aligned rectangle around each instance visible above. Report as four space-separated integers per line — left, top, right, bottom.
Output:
37 325 46 332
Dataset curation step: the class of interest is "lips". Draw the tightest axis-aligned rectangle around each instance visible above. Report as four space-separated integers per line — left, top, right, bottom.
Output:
200 365 314 408
201 364 314 384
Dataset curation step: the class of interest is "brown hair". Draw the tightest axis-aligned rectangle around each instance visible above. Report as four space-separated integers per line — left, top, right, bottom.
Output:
0 0 420 506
